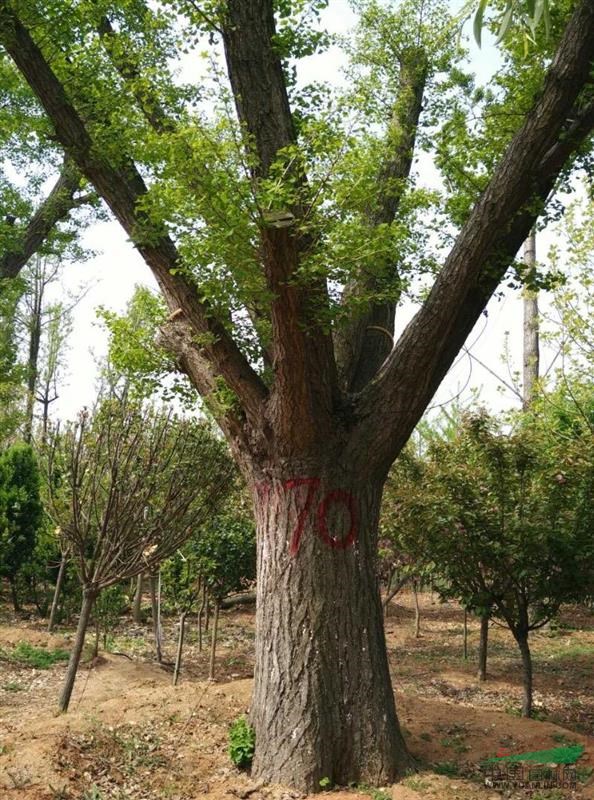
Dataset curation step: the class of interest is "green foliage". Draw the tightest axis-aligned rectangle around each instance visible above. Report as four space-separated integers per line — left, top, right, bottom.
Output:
433 761 459 776
94 585 127 641
228 717 256 769
0 443 43 587
318 776 332 789
98 286 194 405
385 400 594 631
191 512 256 603
473 0 551 48
3 641 69 669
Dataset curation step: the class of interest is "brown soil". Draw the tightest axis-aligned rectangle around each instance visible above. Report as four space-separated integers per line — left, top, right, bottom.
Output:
0 593 592 800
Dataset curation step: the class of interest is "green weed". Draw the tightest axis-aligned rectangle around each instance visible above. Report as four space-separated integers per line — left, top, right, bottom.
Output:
228 716 255 769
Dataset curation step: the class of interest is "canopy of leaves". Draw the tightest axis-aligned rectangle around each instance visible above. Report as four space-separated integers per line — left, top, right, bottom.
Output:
384 404 594 630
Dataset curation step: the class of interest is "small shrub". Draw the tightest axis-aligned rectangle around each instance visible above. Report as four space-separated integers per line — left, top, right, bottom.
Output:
228 717 255 769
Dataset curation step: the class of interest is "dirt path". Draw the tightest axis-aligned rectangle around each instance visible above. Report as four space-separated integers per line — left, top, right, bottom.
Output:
1 596 592 800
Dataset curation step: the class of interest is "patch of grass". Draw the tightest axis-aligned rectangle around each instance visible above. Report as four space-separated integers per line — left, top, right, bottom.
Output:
8 641 69 669
2 680 23 691
551 732 579 746
82 787 105 800
440 735 470 754
403 774 431 792
531 791 565 800
546 643 594 659
354 783 392 800
576 765 594 783
433 761 459 776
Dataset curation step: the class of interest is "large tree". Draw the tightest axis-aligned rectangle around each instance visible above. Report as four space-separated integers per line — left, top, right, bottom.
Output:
0 0 592 790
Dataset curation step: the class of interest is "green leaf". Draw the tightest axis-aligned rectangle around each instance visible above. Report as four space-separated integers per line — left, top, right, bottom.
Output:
495 3 515 44
473 0 490 46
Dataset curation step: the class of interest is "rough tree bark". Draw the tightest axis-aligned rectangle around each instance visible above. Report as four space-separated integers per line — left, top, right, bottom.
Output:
2 0 593 790
477 614 489 681
59 588 95 712
249 472 411 788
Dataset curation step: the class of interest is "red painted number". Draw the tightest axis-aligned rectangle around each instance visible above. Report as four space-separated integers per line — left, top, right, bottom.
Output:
282 478 357 555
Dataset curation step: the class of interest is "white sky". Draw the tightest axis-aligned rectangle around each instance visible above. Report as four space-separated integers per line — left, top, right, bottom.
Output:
48 1 560 423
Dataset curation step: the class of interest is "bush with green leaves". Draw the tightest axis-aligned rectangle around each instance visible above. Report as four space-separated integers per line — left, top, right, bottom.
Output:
229 717 256 769
191 513 256 605
387 401 594 717
0 443 44 610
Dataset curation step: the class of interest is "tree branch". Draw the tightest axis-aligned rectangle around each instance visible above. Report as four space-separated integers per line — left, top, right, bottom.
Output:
351 0 594 477
0 156 89 280
0 3 268 427
221 0 338 452
335 48 427 392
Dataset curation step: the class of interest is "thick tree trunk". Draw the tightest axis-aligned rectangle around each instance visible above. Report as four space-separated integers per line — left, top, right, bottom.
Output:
173 611 187 686
209 602 219 681
516 632 533 718
48 554 67 633
477 614 489 681
132 573 143 624
249 474 412 791
59 589 95 712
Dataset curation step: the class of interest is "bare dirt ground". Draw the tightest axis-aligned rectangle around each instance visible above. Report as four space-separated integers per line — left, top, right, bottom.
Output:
0 591 592 800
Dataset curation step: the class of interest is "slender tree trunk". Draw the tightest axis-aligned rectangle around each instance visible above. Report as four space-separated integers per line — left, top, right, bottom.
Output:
205 593 210 632
515 631 533 718
48 554 67 633
132 573 143 623
173 610 187 686
249 474 412 791
463 609 468 660
382 574 409 616
413 580 421 638
9 578 20 612
93 618 100 659
522 230 539 409
197 582 206 652
477 614 489 681
208 603 219 681
150 574 162 663
59 589 95 712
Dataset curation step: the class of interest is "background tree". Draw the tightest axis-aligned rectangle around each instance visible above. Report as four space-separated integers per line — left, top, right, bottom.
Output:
44 395 233 712
389 408 594 716
191 512 256 680
1 0 593 788
0 442 43 610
